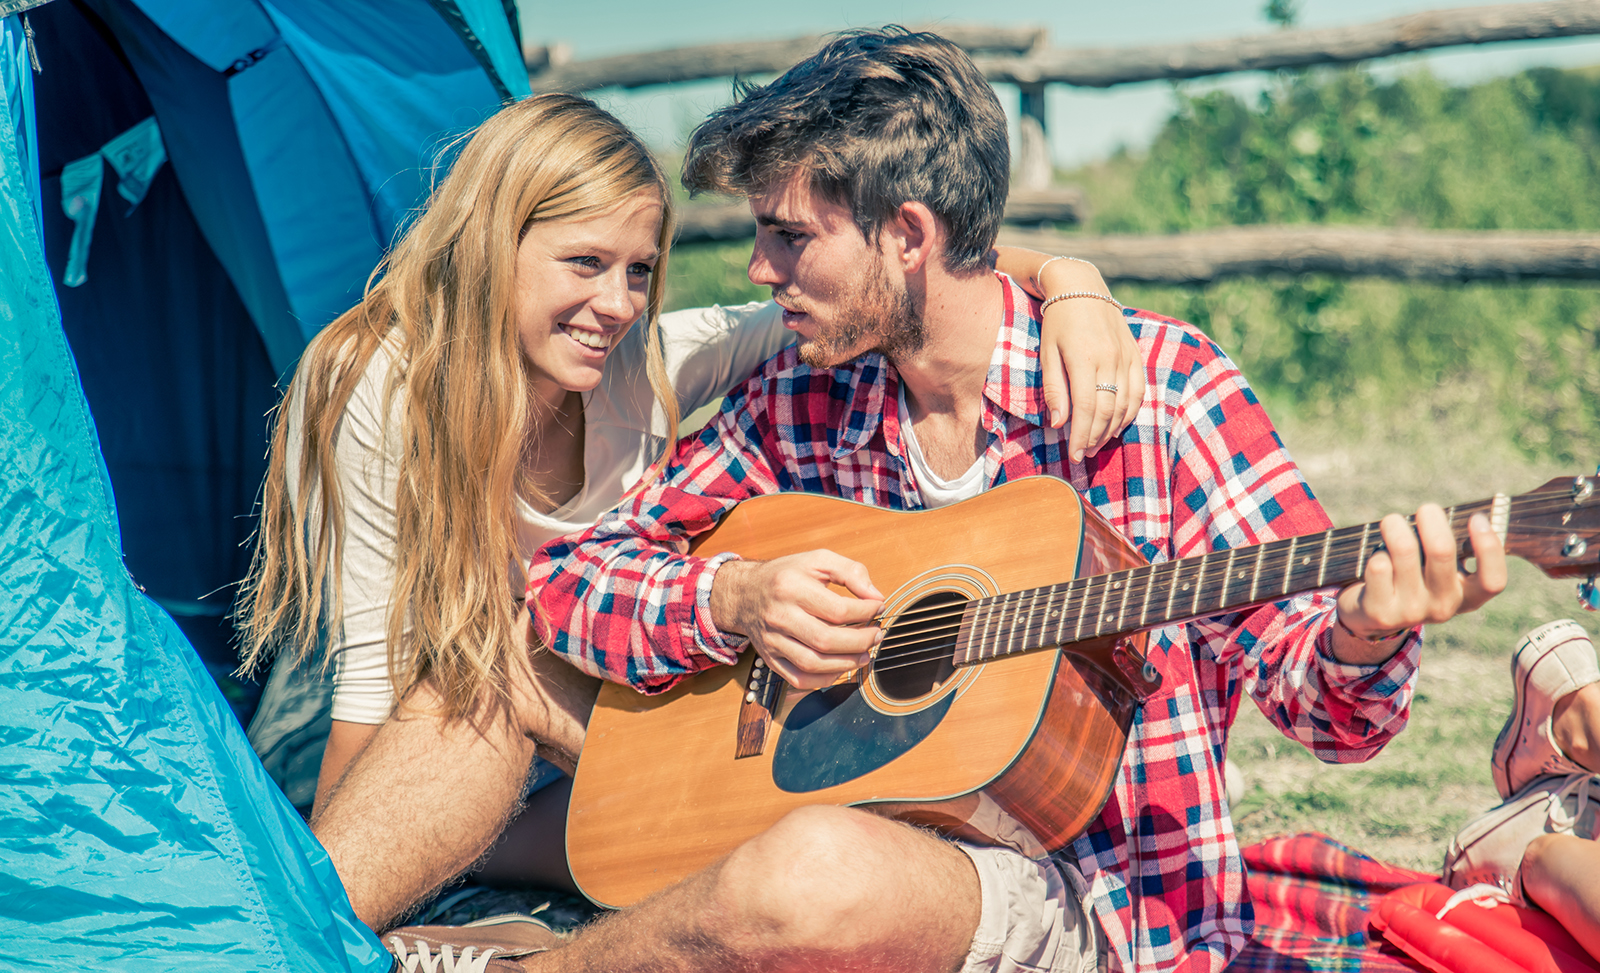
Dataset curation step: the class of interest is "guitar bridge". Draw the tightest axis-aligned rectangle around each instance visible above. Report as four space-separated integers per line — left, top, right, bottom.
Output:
735 656 783 758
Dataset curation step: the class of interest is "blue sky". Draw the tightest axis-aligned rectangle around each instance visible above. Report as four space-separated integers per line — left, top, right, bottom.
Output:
518 0 1600 167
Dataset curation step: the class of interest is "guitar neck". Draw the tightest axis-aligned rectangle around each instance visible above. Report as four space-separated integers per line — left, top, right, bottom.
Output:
952 493 1513 667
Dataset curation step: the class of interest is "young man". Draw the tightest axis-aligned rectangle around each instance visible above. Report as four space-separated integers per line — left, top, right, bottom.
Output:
515 27 1508 973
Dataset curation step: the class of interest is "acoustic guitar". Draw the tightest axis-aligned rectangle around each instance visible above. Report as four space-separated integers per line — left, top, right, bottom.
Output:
566 473 1600 908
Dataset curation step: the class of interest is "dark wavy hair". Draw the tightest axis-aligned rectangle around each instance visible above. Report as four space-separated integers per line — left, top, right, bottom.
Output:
683 27 1009 273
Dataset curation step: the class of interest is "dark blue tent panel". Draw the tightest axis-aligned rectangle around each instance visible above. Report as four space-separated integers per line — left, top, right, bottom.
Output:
0 11 389 967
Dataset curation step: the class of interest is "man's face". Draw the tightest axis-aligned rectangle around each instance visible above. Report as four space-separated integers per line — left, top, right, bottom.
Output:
746 176 921 368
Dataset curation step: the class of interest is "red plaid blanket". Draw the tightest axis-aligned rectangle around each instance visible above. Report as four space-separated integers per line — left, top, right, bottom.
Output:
1233 833 1436 972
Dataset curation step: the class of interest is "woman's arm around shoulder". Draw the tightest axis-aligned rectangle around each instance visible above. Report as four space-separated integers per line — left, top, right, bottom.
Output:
995 247 1145 464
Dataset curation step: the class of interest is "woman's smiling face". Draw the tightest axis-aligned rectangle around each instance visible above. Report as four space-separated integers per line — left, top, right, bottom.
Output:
513 190 663 404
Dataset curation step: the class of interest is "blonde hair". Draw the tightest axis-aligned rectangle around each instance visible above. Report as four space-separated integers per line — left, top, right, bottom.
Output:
238 94 678 718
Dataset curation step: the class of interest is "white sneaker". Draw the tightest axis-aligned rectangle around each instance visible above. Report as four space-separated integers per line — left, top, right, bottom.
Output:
1490 620 1599 799
1442 773 1600 905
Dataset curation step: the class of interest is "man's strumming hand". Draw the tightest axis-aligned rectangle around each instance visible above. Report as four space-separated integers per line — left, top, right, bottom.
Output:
709 551 884 689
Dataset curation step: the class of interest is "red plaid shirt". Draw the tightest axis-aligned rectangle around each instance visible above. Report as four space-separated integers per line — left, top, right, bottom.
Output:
529 274 1421 973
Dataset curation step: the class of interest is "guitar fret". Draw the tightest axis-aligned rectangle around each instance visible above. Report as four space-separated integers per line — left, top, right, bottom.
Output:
1217 548 1238 612
1073 579 1088 642
1000 591 1017 660
1317 530 1332 588
1092 576 1111 638
1247 542 1267 604
1052 583 1068 646
1356 523 1373 577
1282 536 1298 596
1114 571 1133 634
1024 587 1042 652
995 596 1010 660
1137 563 1157 628
1189 555 1207 616
972 601 985 662
1163 558 1182 626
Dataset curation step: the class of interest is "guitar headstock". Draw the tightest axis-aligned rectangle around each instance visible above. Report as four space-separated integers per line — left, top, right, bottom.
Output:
1508 475 1600 599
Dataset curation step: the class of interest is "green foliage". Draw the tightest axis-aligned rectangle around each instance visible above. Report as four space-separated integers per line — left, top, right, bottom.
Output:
663 238 766 313
1084 67 1600 234
1262 0 1300 28
1065 65 1600 463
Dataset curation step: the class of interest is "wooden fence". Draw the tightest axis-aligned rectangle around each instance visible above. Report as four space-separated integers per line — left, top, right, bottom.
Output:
998 226 1600 283
534 1 1600 283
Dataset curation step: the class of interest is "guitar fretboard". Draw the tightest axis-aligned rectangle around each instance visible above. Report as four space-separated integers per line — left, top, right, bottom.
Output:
950 494 1510 667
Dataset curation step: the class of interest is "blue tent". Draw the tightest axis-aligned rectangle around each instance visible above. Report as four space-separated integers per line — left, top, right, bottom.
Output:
0 0 527 965
32 0 529 718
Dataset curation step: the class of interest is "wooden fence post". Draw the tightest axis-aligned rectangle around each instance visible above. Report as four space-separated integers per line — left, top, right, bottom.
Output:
1015 82 1051 191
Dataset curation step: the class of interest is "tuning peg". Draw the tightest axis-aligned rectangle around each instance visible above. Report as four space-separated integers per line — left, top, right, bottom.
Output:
1581 575 1600 613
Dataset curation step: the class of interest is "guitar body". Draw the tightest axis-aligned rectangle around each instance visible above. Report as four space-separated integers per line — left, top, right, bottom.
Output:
567 477 1154 908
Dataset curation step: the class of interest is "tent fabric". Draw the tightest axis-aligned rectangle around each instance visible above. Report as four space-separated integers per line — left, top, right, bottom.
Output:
0 21 389 969
33 0 279 642
29 0 528 686
93 0 531 370
0 12 36 228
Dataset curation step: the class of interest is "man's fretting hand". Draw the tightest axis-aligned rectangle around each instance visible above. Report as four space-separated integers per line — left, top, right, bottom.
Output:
709 551 885 689
1332 504 1508 665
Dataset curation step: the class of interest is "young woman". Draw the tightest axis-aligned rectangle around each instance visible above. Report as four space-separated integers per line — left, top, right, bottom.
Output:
238 93 1144 918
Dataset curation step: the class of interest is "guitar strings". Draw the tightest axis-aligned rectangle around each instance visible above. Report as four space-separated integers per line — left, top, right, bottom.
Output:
858 492 1594 677
868 518 1589 645
868 518 1596 669
865 489 1586 633
869 511 1592 673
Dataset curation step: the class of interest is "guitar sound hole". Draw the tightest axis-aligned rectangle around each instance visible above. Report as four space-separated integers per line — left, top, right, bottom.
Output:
873 590 963 702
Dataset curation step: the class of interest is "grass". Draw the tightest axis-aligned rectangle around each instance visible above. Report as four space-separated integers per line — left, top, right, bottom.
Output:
1228 405 1594 872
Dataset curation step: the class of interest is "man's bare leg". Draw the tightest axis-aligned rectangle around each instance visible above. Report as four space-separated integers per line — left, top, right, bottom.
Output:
525 804 982 973
312 626 599 930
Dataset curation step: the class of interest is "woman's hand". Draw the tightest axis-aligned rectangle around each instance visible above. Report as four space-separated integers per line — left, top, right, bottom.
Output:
997 248 1145 463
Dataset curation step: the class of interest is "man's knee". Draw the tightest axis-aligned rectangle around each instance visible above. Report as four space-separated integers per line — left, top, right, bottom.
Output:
711 806 959 951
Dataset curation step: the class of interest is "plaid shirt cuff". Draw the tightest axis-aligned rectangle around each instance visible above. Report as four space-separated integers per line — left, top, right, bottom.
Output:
691 551 749 663
1313 620 1421 700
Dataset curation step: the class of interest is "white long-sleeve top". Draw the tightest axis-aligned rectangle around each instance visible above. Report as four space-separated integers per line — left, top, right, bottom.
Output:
283 302 789 724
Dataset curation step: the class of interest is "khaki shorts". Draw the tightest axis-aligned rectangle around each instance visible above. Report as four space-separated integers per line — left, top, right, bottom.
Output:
955 842 1105 973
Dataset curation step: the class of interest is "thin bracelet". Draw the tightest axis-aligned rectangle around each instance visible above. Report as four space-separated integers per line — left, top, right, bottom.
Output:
1040 291 1126 314
1038 254 1097 282
1334 613 1409 645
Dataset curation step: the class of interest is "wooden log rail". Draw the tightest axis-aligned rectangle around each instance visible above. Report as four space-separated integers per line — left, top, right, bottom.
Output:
980 0 1600 87
674 187 1085 246
528 1 1600 92
996 226 1600 283
529 25 1046 93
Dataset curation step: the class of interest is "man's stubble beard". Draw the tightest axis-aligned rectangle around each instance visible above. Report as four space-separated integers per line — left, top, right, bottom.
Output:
794 255 923 369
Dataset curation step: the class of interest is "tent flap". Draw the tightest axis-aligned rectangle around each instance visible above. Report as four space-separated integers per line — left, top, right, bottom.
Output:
0 13 388 969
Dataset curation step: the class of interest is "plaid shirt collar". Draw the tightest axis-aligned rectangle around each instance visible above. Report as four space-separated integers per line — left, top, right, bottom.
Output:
833 274 1048 463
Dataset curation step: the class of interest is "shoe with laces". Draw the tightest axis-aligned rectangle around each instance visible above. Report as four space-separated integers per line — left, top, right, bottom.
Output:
1442 772 1600 904
384 912 560 972
1490 619 1600 799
